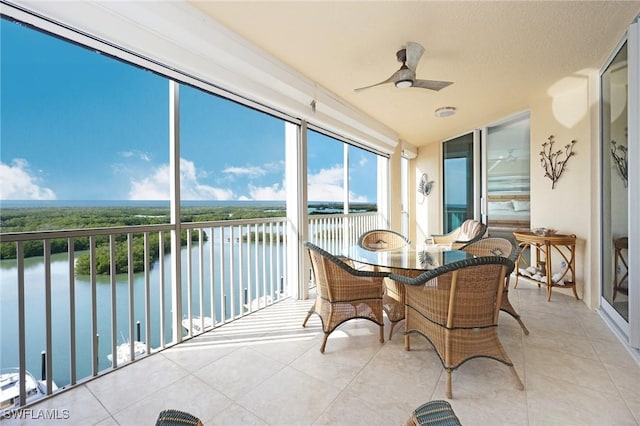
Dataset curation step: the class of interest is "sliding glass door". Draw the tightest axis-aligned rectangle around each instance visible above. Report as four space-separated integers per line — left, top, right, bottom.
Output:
441 117 530 241
442 132 479 233
601 40 629 325
482 113 531 239
600 19 639 354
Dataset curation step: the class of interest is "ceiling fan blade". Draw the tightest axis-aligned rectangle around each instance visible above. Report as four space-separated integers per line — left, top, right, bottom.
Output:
412 79 453 91
354 69 401 92
405 41 425 72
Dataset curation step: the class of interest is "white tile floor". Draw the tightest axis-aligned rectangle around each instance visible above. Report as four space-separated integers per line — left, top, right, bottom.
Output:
5 279 640 426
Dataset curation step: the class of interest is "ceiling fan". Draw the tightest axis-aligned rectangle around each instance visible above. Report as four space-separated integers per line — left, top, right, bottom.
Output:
354 41 453 92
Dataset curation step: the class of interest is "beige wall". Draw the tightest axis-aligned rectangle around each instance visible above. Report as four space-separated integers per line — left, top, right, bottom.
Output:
529 70 598 308
410 68 602 309
413 143 442 244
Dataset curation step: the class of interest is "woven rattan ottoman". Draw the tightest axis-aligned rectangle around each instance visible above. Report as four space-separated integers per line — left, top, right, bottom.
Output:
406 400 462 426
155 409 204 426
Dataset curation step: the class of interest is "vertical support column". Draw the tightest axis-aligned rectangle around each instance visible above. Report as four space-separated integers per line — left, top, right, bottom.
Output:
68 238 77 385
286 120 307 299
628 20 639 349
43 240 53 393
377 155 390 228
17 242 26 406
109 235 117 367
169 80 183 343
473 128 482 220
90 237 98 375
127 234 135 360
343 143 350 248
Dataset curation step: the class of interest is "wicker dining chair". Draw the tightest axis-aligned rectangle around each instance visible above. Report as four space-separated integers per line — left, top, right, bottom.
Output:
460 237 529 335
357 229 418 340
303 242 387 353
358 229 411 251
431 220 486 249
390 256 524 399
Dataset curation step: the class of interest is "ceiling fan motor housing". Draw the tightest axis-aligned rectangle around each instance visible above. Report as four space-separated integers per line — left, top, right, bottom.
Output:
395 66 414 88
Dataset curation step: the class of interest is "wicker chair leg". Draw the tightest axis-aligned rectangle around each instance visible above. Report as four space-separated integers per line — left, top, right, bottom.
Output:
510 366 524 390
500 305 530 335
379 324 384 343
302 310 313 327
320 333 329 353
445 370 453 399
515 316 530 335
388 321 397 341
405 333 411 351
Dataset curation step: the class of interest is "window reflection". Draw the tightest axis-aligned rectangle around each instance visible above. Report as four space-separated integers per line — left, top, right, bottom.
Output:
602 42 629 321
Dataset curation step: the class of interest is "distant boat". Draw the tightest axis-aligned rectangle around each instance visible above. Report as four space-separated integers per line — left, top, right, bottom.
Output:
182 316 214 334
0 368 57 415
107 340 147 364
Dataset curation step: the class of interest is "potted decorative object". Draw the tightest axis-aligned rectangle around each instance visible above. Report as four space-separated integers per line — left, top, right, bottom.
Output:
532 227 556 236
539 135 576 189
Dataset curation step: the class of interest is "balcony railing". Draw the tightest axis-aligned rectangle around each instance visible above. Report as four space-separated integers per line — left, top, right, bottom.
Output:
0 211 383 412
307 212 384 253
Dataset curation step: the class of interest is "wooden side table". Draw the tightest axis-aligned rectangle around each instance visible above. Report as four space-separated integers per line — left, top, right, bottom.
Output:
513 230 579 301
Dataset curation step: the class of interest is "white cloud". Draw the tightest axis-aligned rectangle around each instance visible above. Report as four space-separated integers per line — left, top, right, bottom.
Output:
308 165 343 186
128 158 234 200
350 193 368 203
222 166 266 178
307 165 344 202
128 160 368 202
307 164 368 202
248 183 286 200
358 156 368 167
0 159 56 200
119 150 151 162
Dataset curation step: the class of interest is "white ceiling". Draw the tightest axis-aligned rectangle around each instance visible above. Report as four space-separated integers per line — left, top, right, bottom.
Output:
189 1 639 148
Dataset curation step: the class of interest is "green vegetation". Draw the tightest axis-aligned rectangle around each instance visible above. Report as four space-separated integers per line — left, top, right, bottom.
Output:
0 205 288 272
0 202 376 273
72 231 197 275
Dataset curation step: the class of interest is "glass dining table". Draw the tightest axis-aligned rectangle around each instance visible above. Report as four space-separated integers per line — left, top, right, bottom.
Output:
335 243 475 273
326 242 477 341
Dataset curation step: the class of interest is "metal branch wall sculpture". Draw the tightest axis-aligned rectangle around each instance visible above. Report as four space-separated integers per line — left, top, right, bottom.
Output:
611 140 628 188
539 135 576 189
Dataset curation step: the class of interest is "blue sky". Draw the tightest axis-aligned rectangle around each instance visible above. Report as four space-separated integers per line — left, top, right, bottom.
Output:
0 18 377 203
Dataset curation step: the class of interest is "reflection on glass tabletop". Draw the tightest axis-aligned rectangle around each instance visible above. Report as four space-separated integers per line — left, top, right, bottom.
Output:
339 244 474 271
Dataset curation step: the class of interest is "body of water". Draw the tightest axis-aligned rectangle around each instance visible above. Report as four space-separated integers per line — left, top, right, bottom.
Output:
0 236 285 388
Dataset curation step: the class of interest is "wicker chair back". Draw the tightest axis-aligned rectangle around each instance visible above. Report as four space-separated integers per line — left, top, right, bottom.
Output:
302 242 387 353
460 237 529 334
390 256 524 398
358 229 410 251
